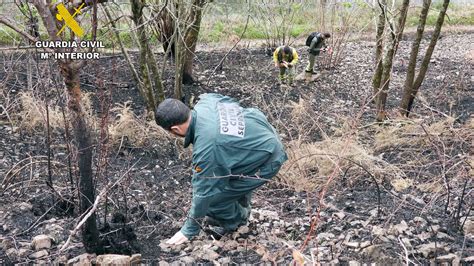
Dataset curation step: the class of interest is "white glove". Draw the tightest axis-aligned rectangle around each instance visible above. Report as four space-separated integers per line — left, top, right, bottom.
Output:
166 230 189 245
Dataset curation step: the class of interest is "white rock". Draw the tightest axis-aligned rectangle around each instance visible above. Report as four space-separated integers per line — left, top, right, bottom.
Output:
344 241 360 248
462 256 474 263
333 212 346 220
360 241 371 249
96 254 131 265
67 253 96 265
180 256 195 264
463 218 474 235
158 261 170 266
32 235 52 250
29 249 48 259
237 226 250 234
436 253 458 262
416 242 445 258
371 225 385 236
130 254 141 264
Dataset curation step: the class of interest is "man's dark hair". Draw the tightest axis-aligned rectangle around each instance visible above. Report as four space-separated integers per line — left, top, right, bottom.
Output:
323 32 331 38
283 46 292 54
155 98 190 130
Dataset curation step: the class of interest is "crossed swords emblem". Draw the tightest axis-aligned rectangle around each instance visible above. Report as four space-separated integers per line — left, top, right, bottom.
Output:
56 3 85 37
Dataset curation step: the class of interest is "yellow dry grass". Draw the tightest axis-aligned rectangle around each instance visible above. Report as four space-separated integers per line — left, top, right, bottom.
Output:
108 101 168 146
17 91 64 131
278 138 400 191
17 92 168 147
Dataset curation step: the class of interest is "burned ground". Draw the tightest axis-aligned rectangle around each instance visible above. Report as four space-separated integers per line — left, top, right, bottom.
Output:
0 32 473 264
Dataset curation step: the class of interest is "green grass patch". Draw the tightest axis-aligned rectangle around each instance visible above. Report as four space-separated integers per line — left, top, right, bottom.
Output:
0 27 23 46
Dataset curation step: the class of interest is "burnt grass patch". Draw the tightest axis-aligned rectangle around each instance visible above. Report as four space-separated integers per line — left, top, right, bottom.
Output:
0 32 473 264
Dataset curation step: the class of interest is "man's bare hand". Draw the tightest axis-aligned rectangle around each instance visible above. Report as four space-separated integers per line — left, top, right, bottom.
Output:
166 231 189 245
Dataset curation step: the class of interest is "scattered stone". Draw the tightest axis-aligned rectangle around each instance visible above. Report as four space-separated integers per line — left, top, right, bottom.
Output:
360 241 371 249
1 238 13 250
158 261 170 266
218 257 231 264
431 225 440 233
344 241 360 248
436 253 458 263
66 253 96 265
6 248 17 260
180 256 195 264
237 226 250 234
333 212 346 220
413 217 427 227
18 202 33 212
317 232 335 241
32 235 52 250
462 256 474 263
29 249 48 259
417 232 432 241
416 242 445 258
348 260 360 266
362 245 385 258
130 254 141 265
389 220 409 235
55 255 68 265
159 242 171 252
200 249 220 261
463 218 474 235
371 225 385 236
400 238 413 249
18 248 29 257
96 254 131 265
436 232 454 240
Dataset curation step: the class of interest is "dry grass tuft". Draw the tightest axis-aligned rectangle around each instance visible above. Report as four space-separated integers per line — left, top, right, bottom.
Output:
278 138 395 191
373 117 456 153
17 91 64 131
108 101 168 147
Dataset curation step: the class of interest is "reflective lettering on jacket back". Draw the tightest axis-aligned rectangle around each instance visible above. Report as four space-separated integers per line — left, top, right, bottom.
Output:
217 103 245 138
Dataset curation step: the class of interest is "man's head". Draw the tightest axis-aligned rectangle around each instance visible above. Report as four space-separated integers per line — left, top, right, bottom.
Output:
283 46 291 55
155 98 191 137
322 32 331 39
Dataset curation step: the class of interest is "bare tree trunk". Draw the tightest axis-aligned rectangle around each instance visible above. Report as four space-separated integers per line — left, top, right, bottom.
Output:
160 0 208 87
375 0 410 122
400 0 450 116
372 0 386 99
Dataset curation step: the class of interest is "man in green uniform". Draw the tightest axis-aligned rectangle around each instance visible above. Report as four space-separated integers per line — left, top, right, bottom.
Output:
273 45 299 84
155 94 287 245
305 32 331 74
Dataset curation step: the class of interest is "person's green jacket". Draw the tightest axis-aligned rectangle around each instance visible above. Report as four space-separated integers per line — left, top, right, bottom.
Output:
308 33 326 56
180 93 287 238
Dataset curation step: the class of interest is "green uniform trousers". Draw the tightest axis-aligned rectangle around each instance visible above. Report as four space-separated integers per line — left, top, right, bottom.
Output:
205 163 282 231
306 53 317 72
279 66 295 83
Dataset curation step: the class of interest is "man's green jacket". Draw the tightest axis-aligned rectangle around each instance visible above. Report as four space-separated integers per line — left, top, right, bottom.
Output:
180 93 287 238
309 33 326 56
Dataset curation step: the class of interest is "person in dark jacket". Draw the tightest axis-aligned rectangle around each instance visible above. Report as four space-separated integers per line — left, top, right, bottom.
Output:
305 32 331 74
155 94 287 245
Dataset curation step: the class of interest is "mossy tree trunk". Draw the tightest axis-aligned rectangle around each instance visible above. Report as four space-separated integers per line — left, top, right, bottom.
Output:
131 0 165 112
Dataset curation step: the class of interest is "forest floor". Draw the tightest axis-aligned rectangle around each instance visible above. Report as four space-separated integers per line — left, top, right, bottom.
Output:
0 31 473 265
